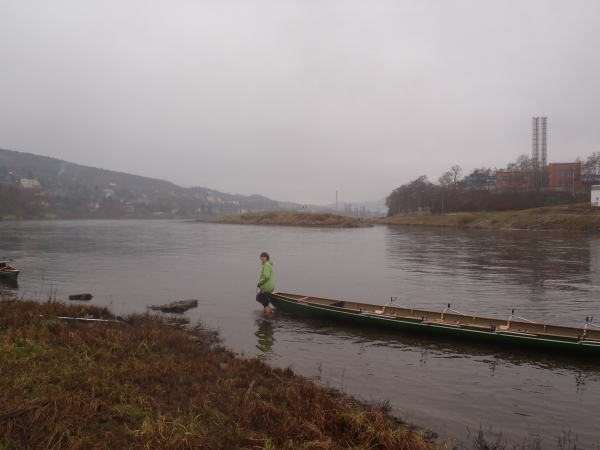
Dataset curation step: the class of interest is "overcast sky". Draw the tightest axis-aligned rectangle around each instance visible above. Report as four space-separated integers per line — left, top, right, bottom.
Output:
2 1 599 204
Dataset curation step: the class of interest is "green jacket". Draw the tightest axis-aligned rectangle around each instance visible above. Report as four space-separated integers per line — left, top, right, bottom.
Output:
258 261 274 293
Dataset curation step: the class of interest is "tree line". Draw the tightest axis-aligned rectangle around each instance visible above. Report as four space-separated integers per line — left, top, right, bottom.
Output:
386 152 598 216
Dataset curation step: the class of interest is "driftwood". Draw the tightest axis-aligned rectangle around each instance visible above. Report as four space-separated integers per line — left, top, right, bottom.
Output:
147 299 198 313
69 294 93 300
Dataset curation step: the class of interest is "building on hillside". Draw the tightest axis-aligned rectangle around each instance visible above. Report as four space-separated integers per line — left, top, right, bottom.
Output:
20 178 41 189
495 171 532 190
546 162 582 188
464 173 496 190
103 189 115 198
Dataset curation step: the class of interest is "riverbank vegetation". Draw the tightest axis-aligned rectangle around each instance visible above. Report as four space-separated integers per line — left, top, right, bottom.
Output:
385 152 600 217
380 203 600 232
212 211 371 228
385 174 588 218
0 295 433 449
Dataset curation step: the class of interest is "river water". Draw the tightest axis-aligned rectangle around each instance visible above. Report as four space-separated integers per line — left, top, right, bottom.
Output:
1 220 599 448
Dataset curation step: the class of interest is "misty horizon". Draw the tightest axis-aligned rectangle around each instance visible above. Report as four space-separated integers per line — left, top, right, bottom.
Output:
2 2 599 204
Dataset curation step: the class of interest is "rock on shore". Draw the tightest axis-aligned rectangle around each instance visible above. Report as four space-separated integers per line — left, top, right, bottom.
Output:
147 299 198 313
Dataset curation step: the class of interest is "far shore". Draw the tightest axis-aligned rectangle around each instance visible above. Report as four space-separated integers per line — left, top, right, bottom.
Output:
211 211 373 228
378 203 600 232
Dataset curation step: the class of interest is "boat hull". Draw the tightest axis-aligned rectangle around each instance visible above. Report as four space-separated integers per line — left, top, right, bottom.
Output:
0 268 19 281
270 292 600 356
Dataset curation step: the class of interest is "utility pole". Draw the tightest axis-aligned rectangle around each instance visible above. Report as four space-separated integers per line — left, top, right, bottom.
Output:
442 187 444 216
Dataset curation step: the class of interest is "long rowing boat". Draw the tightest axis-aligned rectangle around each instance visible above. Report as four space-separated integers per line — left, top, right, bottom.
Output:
270 292 600 355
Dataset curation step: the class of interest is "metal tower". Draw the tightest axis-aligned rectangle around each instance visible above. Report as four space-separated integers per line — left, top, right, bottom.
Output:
532 117 547 187
532 117 540 187
540 117 547 184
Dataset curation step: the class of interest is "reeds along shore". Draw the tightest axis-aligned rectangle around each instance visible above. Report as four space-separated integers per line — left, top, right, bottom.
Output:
0 295 434 450
212 211 371 228
379 204 600 232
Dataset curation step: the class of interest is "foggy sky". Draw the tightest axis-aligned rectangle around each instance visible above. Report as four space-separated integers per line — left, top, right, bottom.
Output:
2 1 599 204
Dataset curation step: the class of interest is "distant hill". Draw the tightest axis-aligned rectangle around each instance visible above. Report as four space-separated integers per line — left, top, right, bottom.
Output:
0 148 184 193
0 148 302 219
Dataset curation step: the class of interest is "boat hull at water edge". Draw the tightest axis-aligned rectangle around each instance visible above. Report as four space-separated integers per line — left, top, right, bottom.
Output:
270 292 600 356
0 265 19 281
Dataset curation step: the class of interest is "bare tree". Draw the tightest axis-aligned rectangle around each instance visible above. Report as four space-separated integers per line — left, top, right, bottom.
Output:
505 154 533 172
438 165 462 190
581 152 600 176
386 175 431 215
438 171 452 187
451 165 462 188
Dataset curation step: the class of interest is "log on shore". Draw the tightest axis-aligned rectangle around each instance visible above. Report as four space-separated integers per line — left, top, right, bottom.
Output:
148 299 198 313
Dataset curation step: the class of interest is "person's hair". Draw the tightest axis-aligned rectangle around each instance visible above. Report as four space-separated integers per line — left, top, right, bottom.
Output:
260 252 270 260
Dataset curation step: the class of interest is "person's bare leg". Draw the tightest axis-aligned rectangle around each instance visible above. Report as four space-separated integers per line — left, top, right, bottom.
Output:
264 305 273 314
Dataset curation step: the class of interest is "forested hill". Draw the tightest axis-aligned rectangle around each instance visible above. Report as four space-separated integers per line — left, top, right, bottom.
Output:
0 148 290 219
0 148 181 192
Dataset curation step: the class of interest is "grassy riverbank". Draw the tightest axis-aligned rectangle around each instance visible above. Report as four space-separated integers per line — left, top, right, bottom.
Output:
212 211 371 228
0 296 434 449
380 203 600 232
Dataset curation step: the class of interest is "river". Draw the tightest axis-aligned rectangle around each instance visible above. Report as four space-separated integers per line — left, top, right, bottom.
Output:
1 220 599 448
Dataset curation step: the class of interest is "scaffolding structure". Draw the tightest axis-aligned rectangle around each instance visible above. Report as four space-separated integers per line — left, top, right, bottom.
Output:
532 116 547 187
541 116 547 171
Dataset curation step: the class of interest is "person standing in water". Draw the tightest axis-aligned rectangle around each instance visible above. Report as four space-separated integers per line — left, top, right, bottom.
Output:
256 252 274 314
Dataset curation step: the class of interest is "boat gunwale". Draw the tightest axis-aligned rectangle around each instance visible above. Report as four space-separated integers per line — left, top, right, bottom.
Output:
271 291 598 341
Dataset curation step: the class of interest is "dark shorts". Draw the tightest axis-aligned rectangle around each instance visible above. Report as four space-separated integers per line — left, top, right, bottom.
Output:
256 292 272 307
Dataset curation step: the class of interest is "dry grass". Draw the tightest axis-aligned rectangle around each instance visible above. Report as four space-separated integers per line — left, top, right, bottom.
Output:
0 297 435 449
379 203 600 232
212 211 370 228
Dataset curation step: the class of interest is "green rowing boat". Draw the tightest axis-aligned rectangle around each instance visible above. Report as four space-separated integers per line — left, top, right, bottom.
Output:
0 261 19 281
270 292 600 355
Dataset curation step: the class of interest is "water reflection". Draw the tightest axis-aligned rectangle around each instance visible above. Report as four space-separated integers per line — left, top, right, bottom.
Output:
255 318 276 354
0 278 18 290
262 306 598 445
271 309 600 375
384 227 598 325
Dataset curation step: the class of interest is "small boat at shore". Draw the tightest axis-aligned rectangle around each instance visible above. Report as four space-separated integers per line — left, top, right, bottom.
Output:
270 292 600 355
0 259 20 281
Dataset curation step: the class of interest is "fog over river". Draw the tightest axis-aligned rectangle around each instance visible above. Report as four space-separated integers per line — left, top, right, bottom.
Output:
2 220 599 448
